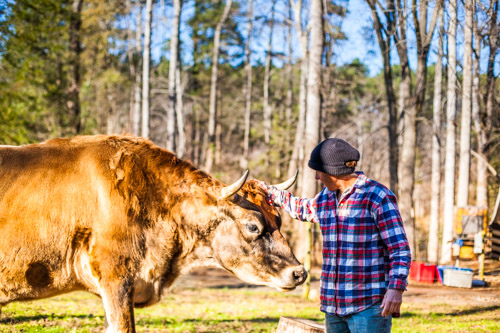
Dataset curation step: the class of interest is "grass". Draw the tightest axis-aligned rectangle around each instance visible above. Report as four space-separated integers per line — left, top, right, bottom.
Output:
393 302 500 333
1 288 499 332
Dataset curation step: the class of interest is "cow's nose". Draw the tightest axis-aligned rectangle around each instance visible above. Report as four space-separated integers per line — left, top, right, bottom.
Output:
291 266 307 285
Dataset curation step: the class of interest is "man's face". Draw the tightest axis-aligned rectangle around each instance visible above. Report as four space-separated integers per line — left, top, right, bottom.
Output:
315 171 340 191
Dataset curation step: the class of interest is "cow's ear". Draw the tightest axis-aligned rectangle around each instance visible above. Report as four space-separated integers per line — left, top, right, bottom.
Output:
220 170 249 199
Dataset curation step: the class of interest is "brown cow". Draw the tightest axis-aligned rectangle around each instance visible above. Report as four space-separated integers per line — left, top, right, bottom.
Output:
0 135 306 332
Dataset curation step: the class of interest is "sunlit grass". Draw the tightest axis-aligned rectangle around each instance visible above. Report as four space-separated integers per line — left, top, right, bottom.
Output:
0 289 322 332
1 288 499 332
392 302 500 333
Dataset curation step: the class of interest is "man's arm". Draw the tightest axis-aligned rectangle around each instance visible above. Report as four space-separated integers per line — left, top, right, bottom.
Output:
374 191 411 316
256 182 319 223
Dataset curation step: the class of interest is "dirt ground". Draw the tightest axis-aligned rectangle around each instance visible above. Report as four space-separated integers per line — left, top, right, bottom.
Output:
404 259 500 308
172 259 500 308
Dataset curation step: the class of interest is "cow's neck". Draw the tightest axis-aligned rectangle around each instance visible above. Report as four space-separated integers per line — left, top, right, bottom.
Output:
134 175 223 305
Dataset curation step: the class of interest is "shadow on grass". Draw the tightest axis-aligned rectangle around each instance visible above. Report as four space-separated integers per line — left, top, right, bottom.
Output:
136 316 283 327
204 277 320 290
446 305 500 316
185 317 280 324
0 313 104 325
400 305 500 318
206 283 265 289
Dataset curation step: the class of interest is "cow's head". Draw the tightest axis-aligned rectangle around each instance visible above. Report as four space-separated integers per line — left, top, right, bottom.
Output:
210 171 307 291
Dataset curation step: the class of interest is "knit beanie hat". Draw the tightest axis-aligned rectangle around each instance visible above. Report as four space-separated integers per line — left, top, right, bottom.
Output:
308 138 360 176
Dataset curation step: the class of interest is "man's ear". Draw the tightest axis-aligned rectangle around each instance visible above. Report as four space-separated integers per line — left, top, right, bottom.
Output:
345 161 357 168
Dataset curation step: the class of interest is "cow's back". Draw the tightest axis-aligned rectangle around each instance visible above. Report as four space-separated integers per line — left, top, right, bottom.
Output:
0 138 128 303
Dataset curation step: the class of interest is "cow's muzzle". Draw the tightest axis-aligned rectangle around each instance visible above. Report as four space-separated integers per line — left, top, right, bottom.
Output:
274 265 308 291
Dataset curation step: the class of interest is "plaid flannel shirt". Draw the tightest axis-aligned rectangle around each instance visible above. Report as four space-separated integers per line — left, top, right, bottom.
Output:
268 172 411 316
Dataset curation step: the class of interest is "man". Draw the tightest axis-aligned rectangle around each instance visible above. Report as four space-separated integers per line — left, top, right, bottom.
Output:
257 138 411 333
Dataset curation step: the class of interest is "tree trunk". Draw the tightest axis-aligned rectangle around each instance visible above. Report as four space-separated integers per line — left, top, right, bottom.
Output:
175 62 186 157
394 0 414 254
278 4 294 181
483 0 498 197
288 57 307 180
428 7 444 264
398 82 416 256
394 0 410 138
475 0 498 207
126 0 136 134
485 0 498 135
204 0 232 172
288 0 309 263
263 1 276 177
132 2 143 137
215 122 222 167
473 24 487 207
366 0 399 194
441 0 458 264
165 0 181 150
457 0 474 207
141 0 153 138
285 2 293 135
288 0 308 180
193 105 201 166
241 0 253 170
397 0 440 257
68 0 83 134
301 0 323 299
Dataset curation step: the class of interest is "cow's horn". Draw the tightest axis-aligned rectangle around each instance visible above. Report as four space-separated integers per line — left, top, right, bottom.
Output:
272 170 298 190
221 170 249 199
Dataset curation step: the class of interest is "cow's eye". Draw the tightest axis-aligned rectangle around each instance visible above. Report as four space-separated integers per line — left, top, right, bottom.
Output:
246 224 259 233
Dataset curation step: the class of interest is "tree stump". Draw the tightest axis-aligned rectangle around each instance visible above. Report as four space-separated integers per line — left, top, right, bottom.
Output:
275 316 325 333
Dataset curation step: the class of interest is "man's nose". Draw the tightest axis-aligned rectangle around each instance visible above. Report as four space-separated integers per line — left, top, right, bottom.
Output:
315 172 320 180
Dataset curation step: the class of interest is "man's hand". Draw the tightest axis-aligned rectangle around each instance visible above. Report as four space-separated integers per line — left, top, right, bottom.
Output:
254 180 270 192
380 288 403 317
254 180 277 206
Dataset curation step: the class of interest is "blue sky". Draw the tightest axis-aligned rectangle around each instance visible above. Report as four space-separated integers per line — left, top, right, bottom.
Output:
150 0 384 73
148 0 498 77
338 0 499 76
334 0 383 75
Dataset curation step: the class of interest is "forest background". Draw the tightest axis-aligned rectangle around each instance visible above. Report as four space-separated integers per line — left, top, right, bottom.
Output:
0 0 499 266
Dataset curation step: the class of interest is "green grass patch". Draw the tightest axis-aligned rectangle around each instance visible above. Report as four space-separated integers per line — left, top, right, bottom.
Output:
1 289 499 332
0 289 321 332
392 303 500 333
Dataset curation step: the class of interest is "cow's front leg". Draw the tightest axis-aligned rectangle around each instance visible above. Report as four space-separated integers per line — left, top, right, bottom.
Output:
99 278 136 333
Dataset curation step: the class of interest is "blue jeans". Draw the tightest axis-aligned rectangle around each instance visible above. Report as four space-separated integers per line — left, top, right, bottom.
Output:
325 302 392 333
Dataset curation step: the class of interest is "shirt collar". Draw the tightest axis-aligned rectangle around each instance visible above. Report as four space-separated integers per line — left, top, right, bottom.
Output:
353 171 367 189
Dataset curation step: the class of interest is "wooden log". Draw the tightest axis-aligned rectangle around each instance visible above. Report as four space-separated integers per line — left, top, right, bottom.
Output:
275 316 325 333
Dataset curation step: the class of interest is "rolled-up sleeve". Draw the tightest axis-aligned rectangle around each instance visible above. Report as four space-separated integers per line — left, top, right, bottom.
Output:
267 186 319 223
375 192 412 290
